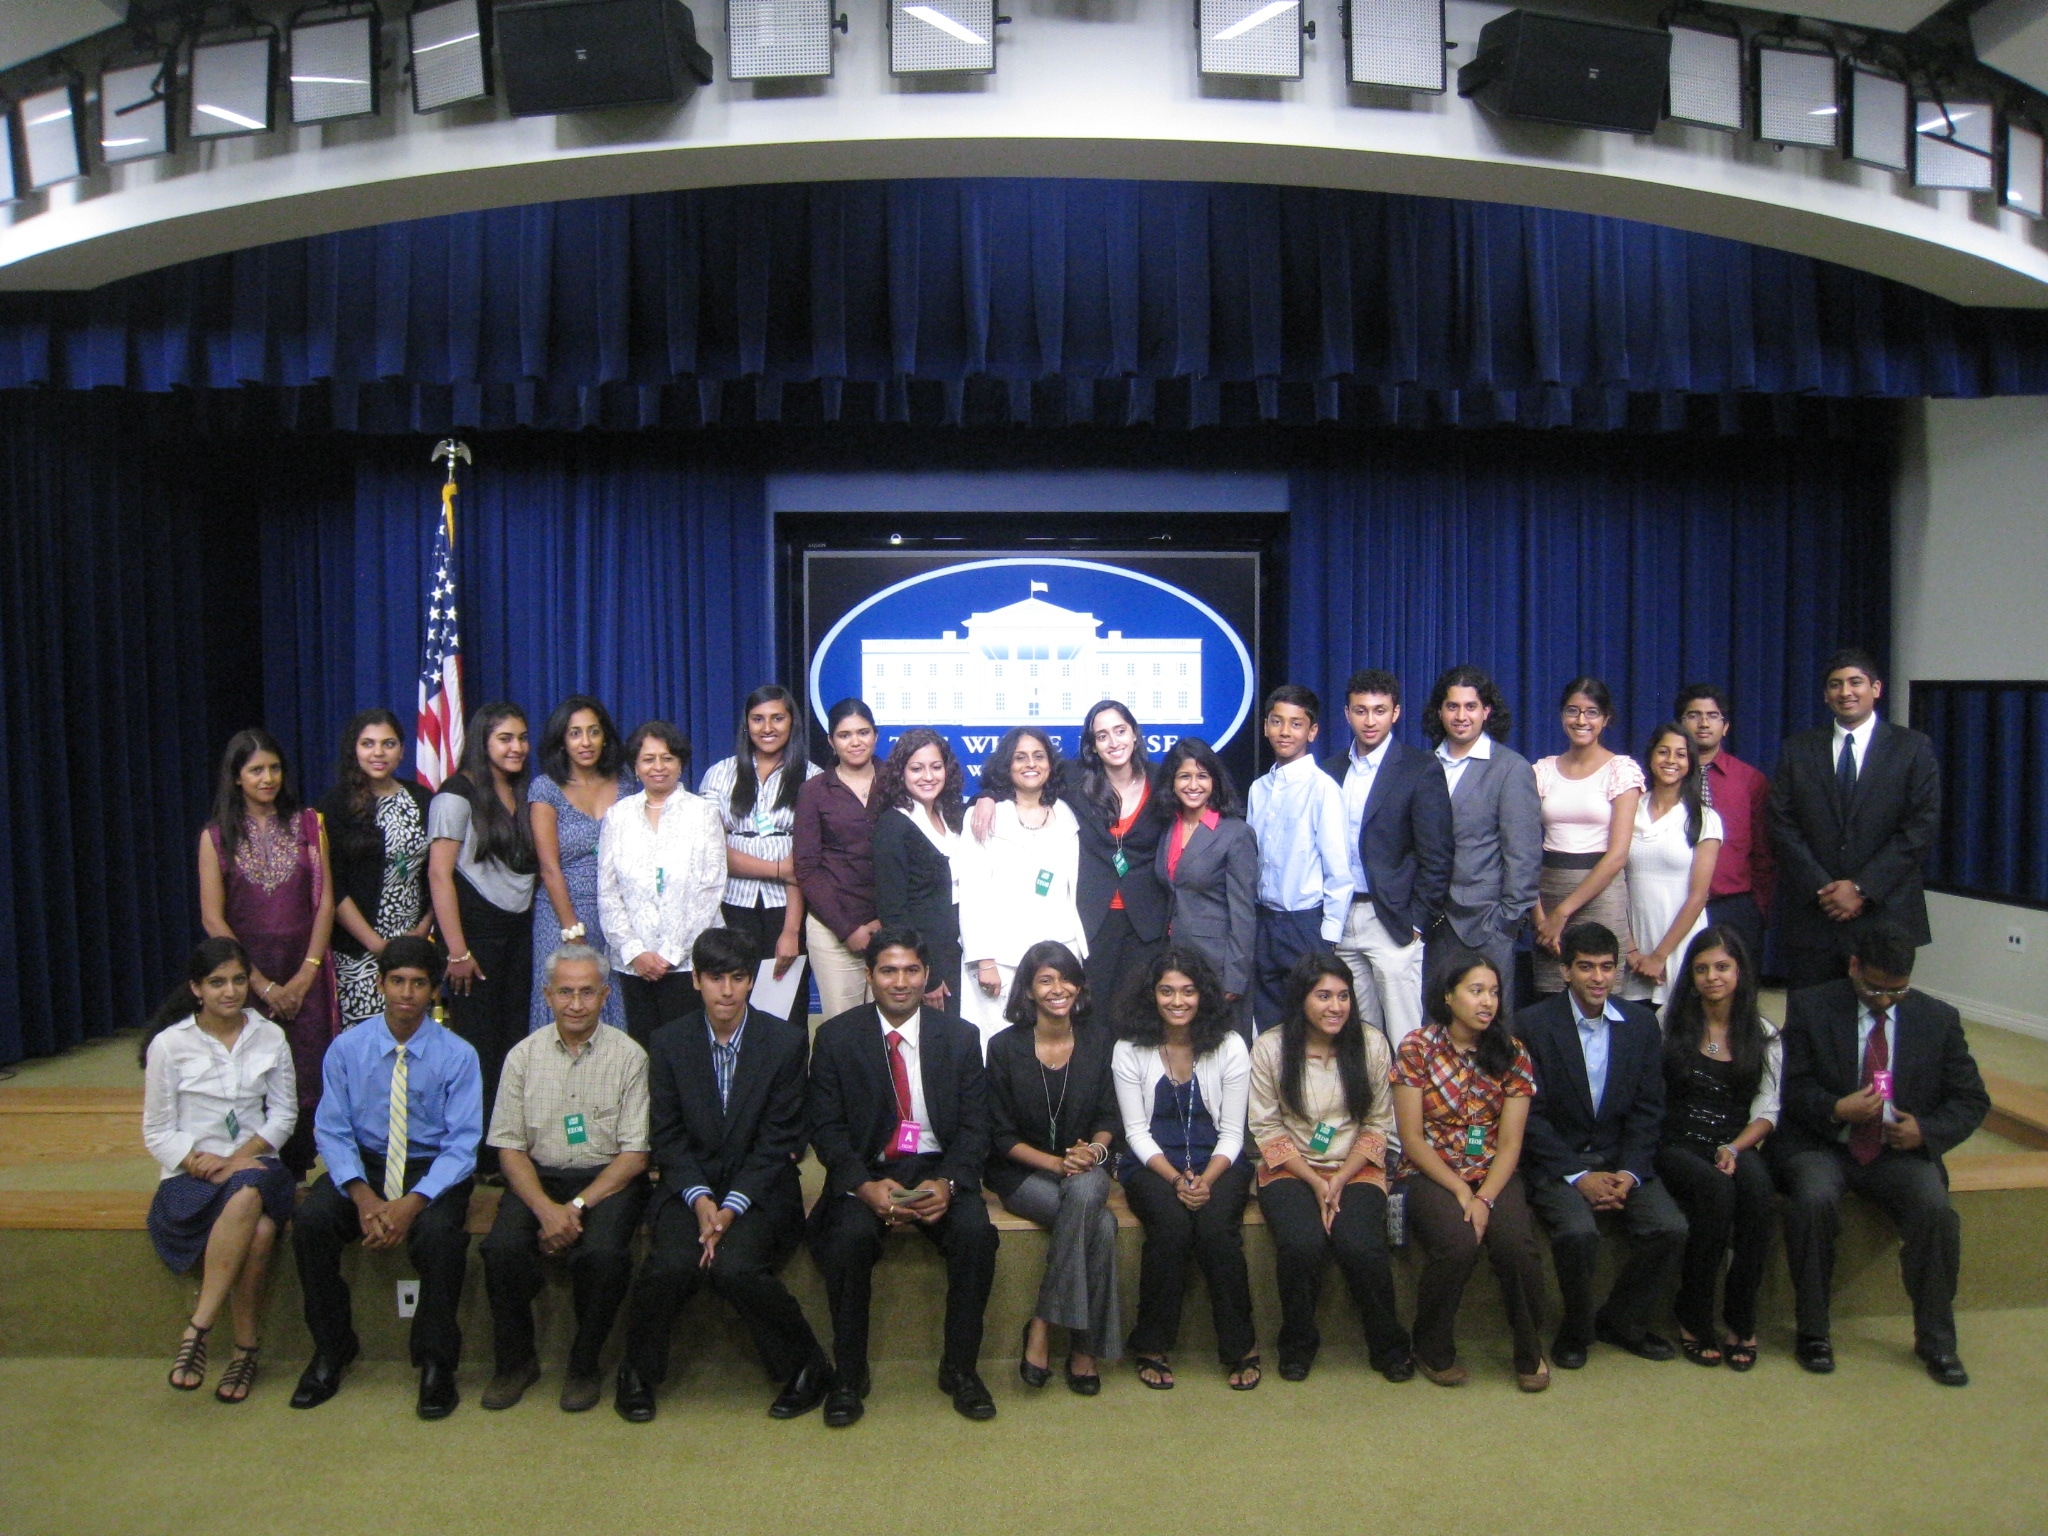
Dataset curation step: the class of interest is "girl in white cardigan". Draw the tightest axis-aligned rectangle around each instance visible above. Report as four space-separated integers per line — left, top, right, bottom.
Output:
1111 946 1259 1390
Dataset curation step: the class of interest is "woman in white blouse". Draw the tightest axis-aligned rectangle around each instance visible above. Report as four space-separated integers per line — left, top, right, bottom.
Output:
1531 676 1645 994
1622 724 1724 1003
140 937 298 1402
598 721 728 1047
955 727 1085 1054
1112 947 1259 1390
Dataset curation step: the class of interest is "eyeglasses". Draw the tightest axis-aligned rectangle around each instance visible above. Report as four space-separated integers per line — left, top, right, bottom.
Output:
1681 710 1725 724
1562 707 1604 721
1858 983 1912 1001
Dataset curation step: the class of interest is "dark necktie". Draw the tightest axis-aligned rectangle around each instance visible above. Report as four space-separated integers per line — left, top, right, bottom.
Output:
1850 1007 1889 1166
886 1030 914 1123
1837 733 1858 799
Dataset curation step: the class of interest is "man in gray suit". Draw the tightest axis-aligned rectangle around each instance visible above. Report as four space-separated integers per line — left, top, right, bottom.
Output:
1420 666 1543 1009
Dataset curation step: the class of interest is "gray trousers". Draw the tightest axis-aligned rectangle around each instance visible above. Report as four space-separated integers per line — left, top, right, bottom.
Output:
999 1167 1123 1360
1525 1172 1688 1345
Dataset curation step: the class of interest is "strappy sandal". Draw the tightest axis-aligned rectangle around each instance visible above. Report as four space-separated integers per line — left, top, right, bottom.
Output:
1679 1332 1723 1368
215 1344 260 1404
1724 1339 1759 1373
169 1322 210 1391
1133 1355 1175 1390
1228 1353 1262 1391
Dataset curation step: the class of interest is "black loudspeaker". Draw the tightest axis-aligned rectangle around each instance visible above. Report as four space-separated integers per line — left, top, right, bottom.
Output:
496 0 714 116
1457 10 1671 134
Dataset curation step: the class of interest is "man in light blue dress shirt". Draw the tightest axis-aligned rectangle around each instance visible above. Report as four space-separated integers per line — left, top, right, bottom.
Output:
1246 684 1354 1033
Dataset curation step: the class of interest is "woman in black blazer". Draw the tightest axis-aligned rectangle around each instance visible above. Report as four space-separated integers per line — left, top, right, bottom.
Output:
1153 738 1258 1039
870 730 966 1010
1071 702 1172 1008
986 940 1120 1395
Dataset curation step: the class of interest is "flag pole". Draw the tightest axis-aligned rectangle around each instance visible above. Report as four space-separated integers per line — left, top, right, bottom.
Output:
417 440 473 791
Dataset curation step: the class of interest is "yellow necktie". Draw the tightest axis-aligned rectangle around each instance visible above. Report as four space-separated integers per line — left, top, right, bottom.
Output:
383 1043 409 1202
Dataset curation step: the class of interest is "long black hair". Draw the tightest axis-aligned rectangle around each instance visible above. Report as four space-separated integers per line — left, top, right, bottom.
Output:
447 702 535 873
1425 948 1519 1080
1277 950 1378 1123
1662 925 1769 1097
1641 720 1707 846
1115 946 1235 1058
209 728 300 865
329 708 407 865
726 684 809 819
978 725 1064 806
1002 940 1093 1029
1153 736 1245 819
537 694 623 786
873 728 966 832
139 936 252 1066
1074 700 1153 823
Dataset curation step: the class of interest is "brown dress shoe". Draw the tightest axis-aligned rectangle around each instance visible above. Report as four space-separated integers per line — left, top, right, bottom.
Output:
1516 1359 1552 1393
1414 1357 1469 1387
481 1360 540 1411
559 1372 603 1413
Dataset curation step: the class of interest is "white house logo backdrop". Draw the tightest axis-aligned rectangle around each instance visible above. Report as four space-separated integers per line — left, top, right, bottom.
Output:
806 556 1258 782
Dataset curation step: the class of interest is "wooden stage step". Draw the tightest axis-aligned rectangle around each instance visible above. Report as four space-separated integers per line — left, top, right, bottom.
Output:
1983 1073 2048 1151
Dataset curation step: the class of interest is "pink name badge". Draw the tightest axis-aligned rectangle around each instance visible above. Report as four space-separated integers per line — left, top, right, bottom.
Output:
892 1120 923 1156
1871 1070 1894 1102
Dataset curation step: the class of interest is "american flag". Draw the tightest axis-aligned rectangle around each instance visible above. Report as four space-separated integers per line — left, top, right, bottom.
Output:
415 477 465 789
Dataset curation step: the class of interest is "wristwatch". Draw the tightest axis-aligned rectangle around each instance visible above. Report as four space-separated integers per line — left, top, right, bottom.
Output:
570 1195 588 1212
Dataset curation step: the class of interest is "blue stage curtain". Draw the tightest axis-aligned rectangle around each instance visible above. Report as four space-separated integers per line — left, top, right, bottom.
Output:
1288 431 1893 774
3 181 2044 432
0 393 216 1063
258 435 772 802
1913 682 2048 907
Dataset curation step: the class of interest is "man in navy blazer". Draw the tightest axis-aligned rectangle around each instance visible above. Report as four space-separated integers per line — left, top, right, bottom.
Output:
1773 922 1987 1385
1517 922 1687 1370
1322 669 1453 1050
806 926 999 1426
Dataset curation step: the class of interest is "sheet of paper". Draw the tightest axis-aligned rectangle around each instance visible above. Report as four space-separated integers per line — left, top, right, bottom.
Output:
752 954 808 1020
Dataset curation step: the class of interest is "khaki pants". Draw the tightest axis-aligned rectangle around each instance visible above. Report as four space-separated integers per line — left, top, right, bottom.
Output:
1335 898 1424 1052
805 913 870 1027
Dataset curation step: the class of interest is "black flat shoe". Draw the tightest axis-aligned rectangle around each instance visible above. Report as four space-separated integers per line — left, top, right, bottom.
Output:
1378 1357 1416 1384
939 1365 997 1420
769 1361 834 1419
1794 1335 1836 1374
1017 1320 1052 1389
614 1364 657 1423
288 1342 358 1410
416 1360 459 1420
822 1383 865 1428
1594 1322 1676 1362
1551 1334 1589 1371
1278 1359 1312 1382
1063 1357 1101 1396
1922 1352 1969 1388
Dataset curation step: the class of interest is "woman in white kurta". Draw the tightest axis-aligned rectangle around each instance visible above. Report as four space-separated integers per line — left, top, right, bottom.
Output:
956 726 1086 1055
1621 724 1723 1004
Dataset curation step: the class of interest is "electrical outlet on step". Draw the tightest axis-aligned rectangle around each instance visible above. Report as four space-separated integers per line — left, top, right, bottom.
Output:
397 1280 419 1318
2007 929 2029 954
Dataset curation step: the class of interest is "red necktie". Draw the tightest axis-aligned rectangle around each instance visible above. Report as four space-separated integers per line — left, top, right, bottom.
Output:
886 1030 914 1124
1850 1008 1889 1166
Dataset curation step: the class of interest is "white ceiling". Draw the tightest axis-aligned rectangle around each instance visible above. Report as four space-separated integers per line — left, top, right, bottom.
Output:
0 0 125 75
1973 0 2048 93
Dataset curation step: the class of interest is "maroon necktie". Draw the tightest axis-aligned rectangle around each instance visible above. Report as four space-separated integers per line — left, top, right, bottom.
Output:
1850 1008 1889 1166
886 1030 914 1124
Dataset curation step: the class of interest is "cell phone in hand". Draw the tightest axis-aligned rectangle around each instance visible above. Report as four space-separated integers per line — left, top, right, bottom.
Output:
889 1187 935 1204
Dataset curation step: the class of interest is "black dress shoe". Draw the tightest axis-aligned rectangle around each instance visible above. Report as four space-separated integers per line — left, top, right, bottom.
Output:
822 1383 865 1428
614 1365 657 1423
416 1361 459 1420
769 1361 835 1420
1595 1323 1677 1362
1551 1333 1590 1371
939 1366 997 1421
288 1342 358 1410
1378 1357 1416 1384
1922 1352 1969 1387
1278 1359 1312 1382
1794 1335 1836 1374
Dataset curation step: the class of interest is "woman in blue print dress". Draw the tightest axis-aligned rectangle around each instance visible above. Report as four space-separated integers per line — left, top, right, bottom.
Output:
528 695 633 1029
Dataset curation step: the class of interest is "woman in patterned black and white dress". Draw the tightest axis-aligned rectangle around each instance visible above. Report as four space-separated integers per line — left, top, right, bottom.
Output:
318 709 433 1027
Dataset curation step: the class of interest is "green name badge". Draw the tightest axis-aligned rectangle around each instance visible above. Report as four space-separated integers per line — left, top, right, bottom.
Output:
224 1109 240 1143
1463 1123 1486 1159
1308 1121 1335 1155
1112 848 1130 879
1034 869 1055 896
564 1112 588 1146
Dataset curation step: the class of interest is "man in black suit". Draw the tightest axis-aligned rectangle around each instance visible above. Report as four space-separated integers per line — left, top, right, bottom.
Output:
1517 922 1687 1369
1769 647 1941 991
1773 922 1988 1385
614 928 830 1424
1323 668 1453 1052
807 926 1000 1425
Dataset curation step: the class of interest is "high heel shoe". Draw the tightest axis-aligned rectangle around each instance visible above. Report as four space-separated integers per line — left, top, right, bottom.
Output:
1017 1319 1052 1388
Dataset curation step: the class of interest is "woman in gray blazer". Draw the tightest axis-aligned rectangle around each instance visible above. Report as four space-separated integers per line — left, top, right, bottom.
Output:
1154 739 1258 1040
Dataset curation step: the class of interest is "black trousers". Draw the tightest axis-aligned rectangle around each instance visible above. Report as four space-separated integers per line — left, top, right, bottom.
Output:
1776 1144 1963 1355
480 1166 648 1377
805 1155 999 1380
1253 907 1325 1035
1655 1142 1774 1341
1525 1171 1688 1346
1084 906 1163 1019
626 1186 822 1385
1121 1158 1257 1364
722 902 798 1027
445 880 533 1171
1257 1176 1410 1372
1405 1173 1546 1373
617 970 696 1051
294 1153 474 1369
1704 893 1765 976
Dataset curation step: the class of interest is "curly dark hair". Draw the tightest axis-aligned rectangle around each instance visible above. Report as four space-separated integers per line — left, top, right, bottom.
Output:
1001 940 1092 1028
871 728 965 832
977 725 1065 806
1152 737 1245 819
1115 946 1236 1057
1422 665 1513 746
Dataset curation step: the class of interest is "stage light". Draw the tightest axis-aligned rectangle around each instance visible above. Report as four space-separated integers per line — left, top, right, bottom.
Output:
409 0 492 110
1754 38 1837 149
1843 63 1907 172
1915 97 1995 191
729 0 841 79
1200 0 1308 81
889 0 993 75
0 123 15 203
99 58 173 163
290 8 380 125
18 82 87 189
1666 20 1740 132
2003 120 2044 217
188 33 277 138
1344 0 1443 92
